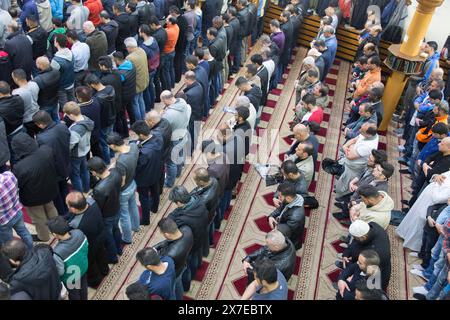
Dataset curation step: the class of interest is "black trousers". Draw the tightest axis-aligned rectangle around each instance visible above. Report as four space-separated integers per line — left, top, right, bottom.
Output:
53 179 69 216
419 204 446 268
174 48 186 83
87 242 110 288
67 274 88 300
114 106 130 138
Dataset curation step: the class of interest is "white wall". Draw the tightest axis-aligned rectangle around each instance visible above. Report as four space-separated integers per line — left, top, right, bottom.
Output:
404 0 450 49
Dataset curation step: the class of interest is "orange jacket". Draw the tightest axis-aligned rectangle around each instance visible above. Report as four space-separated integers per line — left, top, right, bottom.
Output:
163 24 180 54
416 115 448 143
84 0 103 26
354 67 381 98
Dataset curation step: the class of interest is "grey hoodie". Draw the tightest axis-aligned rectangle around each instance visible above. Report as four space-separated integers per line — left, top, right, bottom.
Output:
36 0 53 32
162 98 192 141
69 116 94 158
0 9 13 47
51 47 74 68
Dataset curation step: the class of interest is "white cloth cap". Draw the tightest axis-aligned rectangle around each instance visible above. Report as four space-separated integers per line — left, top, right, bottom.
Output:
349 220 370 238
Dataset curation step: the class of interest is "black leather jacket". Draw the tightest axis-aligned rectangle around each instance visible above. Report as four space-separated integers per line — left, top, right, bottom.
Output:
169 196 209 252
92 168 123 218
190 177 220 223
269 195 305 250
154 225 194 277
243 238 297 281
237 6 250 38
228 16 241 44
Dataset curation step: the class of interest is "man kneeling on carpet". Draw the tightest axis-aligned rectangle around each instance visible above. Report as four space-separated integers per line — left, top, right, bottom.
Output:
242 230 296 284
272 160 319 209
241 258 288 300
336 249 385 300
268 182 306 250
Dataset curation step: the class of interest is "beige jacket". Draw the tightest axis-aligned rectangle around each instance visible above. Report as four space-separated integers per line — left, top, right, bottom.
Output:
126 48 149 93
358 191 394 230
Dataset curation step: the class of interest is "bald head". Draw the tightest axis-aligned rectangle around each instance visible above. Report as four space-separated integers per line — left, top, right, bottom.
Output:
439 136 450 154
36 56 50 71
1 238 28 263
160 90 175 106
145 110 161 128
83 21 95 34
65 191 88 213
194 167 210 186
293 123 309 142
236 95 251 108
266 230 287 252
431 68 444 81
184 71 196 84
361 122 378 137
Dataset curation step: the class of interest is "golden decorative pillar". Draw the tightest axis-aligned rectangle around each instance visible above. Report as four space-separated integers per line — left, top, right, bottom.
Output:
379 0 444 131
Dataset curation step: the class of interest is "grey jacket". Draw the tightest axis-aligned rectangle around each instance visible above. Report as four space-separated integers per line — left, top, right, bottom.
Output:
52 229 87 276
36 0 53 32
68 116 94 158
0 9 13 47
162 98 192 141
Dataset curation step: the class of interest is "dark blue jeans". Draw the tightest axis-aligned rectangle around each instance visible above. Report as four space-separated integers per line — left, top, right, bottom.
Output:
70 156 90 193
102 214 122 263
161 51 176 90
215 190 232 229
143 70 156 112
137 185 160 225
100 125 114 165
41 104 60 123
230 41 242 73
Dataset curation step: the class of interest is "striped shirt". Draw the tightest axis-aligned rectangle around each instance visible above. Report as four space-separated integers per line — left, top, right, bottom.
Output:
0 171 22 225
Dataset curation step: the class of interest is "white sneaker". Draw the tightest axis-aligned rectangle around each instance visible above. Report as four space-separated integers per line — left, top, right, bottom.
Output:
412 264 424 271
412 286 428 295
409 252 419 258
410 269 427 280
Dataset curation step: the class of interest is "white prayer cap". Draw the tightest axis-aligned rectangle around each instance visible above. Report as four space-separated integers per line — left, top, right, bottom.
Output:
349 220 370 238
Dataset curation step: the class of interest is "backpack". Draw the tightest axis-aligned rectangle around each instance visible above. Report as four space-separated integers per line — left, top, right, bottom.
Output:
321 158 345 176
0 50 12 84
138 2 156 25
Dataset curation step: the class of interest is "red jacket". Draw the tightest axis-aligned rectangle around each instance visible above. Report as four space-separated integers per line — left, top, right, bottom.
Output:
84 0 103 26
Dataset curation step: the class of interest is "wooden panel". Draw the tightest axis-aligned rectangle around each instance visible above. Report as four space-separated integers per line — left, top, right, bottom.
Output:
263 2 449 81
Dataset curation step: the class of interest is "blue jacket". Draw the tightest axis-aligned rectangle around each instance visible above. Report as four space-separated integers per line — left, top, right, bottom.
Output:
194 66 209 114
423 52 441 83
418 135 450 162
20 0 39 31
153 0 167 20
49 0 63 20
51 49 75 89
324 35 337 65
